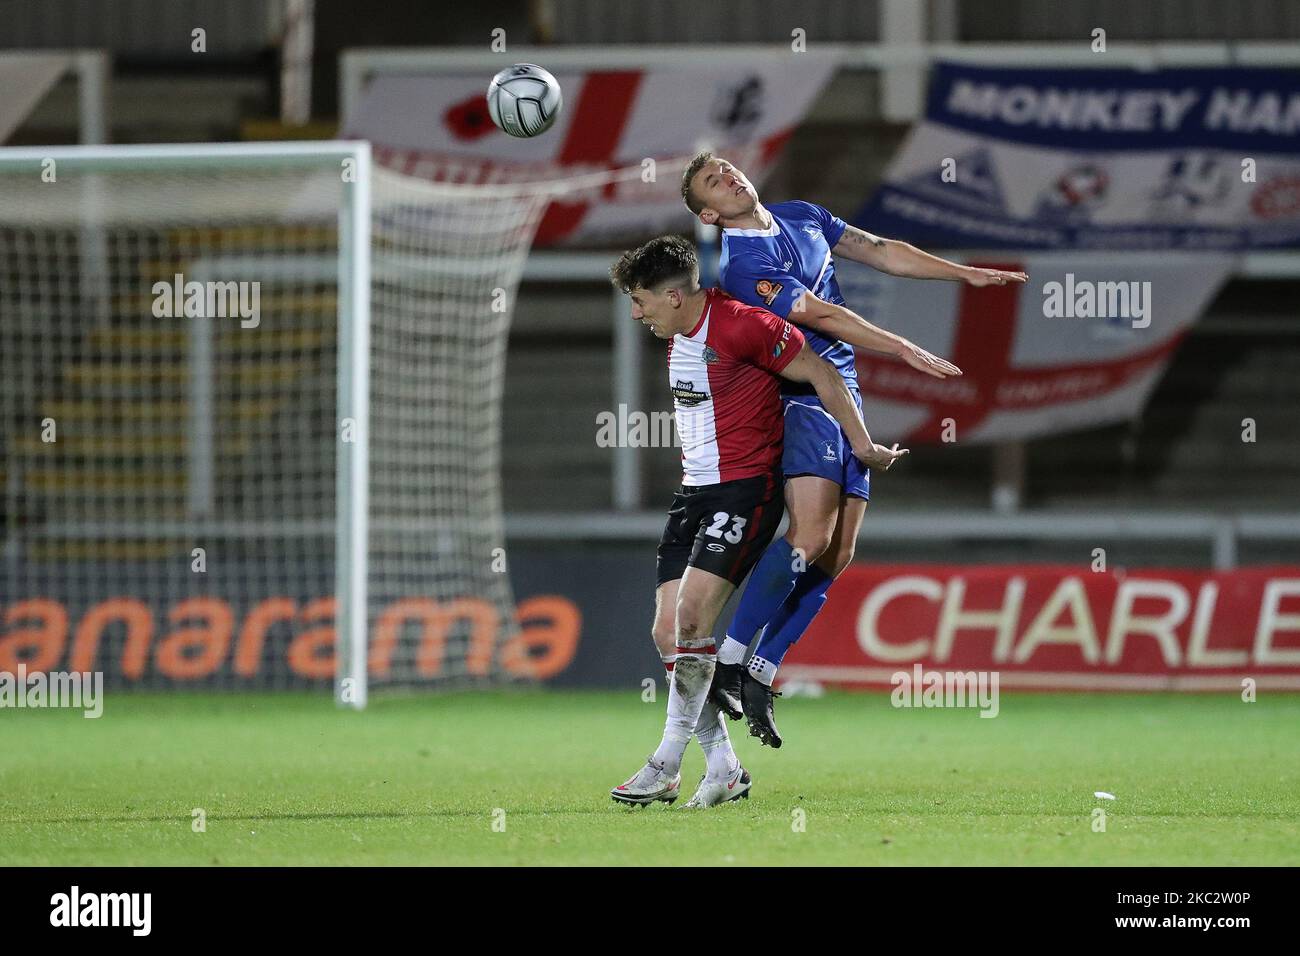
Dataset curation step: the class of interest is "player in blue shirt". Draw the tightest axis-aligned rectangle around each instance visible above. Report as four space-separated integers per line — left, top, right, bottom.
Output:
681 151 1027 747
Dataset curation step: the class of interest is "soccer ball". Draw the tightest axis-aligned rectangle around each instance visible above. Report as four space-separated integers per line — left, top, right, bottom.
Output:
486 63 563 138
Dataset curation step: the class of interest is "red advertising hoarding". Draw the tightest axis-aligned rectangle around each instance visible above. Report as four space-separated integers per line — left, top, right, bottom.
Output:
781 565 1300 691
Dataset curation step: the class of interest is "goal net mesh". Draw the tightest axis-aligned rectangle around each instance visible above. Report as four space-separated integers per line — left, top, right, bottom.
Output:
0 155 550 691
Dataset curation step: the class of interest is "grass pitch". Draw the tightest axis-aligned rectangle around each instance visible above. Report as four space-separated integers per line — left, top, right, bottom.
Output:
1 689 1296 866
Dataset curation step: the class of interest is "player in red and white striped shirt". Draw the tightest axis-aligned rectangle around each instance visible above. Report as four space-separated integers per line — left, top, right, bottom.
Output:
607 236 906 808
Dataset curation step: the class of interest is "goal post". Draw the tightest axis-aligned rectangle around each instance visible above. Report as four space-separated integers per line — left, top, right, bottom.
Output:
0 141 560 706
335 142 370 709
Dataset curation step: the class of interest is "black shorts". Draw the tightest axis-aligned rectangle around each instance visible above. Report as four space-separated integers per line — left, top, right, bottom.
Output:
655 471 785 587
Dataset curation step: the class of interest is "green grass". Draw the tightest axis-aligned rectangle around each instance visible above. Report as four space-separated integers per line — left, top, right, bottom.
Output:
1 689 1297 865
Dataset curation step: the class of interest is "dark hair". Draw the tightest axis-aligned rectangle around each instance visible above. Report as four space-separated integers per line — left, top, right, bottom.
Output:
609 235 699 294
680 150 715 215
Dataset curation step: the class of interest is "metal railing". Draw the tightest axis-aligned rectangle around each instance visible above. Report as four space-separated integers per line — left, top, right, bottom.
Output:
521 250 1300 515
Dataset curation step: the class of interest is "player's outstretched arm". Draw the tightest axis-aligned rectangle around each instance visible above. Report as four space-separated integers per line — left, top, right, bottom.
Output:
832 225 1028 287
793 291 963 380
778 343 909 472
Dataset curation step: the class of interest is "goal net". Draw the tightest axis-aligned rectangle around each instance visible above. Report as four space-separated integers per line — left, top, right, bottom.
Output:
0 143 554 705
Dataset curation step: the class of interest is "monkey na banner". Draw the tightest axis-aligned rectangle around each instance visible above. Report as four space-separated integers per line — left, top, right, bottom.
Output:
855 62 1300 250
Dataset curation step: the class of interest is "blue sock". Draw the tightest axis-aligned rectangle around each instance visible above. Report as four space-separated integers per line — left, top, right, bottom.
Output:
752 565 834 671
726 538 805 648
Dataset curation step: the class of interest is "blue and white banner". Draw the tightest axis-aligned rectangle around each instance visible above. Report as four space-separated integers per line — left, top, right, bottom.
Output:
856 62 1300 250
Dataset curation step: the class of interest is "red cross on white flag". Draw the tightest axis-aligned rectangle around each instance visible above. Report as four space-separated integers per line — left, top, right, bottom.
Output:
842 255 1234 445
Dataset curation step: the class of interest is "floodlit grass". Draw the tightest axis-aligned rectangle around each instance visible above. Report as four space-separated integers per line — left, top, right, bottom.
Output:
1 689 1296 865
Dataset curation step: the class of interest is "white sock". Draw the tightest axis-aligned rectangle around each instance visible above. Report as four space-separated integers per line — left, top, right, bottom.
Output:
747 654 776 686
717 636 747 665
693 698 737 780
661 653 676 678
652 636 716 776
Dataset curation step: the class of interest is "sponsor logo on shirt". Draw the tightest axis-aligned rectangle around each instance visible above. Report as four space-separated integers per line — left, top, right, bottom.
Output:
672 379 710 407
755 279 783 306
772 321 793 358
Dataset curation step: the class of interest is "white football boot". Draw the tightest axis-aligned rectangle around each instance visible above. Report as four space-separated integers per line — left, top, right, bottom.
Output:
682 763 752 808
610 755 682 806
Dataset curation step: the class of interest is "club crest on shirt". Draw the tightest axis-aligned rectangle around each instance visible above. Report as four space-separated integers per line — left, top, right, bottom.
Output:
701 345 719 364
822 441 838 462
755 279 783 306
672 379 710 407
803 224 823 242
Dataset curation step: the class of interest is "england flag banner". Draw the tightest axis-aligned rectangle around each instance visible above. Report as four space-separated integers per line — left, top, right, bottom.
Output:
836 253 1233 444
856 62 1300 250
344 61 837 245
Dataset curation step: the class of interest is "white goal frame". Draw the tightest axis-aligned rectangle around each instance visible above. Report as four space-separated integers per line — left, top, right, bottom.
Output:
0 140 372 709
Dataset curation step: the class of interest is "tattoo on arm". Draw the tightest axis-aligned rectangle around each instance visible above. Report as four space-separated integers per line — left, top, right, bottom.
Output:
843 225 885 248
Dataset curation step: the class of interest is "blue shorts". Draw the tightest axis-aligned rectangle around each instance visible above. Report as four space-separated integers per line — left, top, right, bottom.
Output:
781 390 871 500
